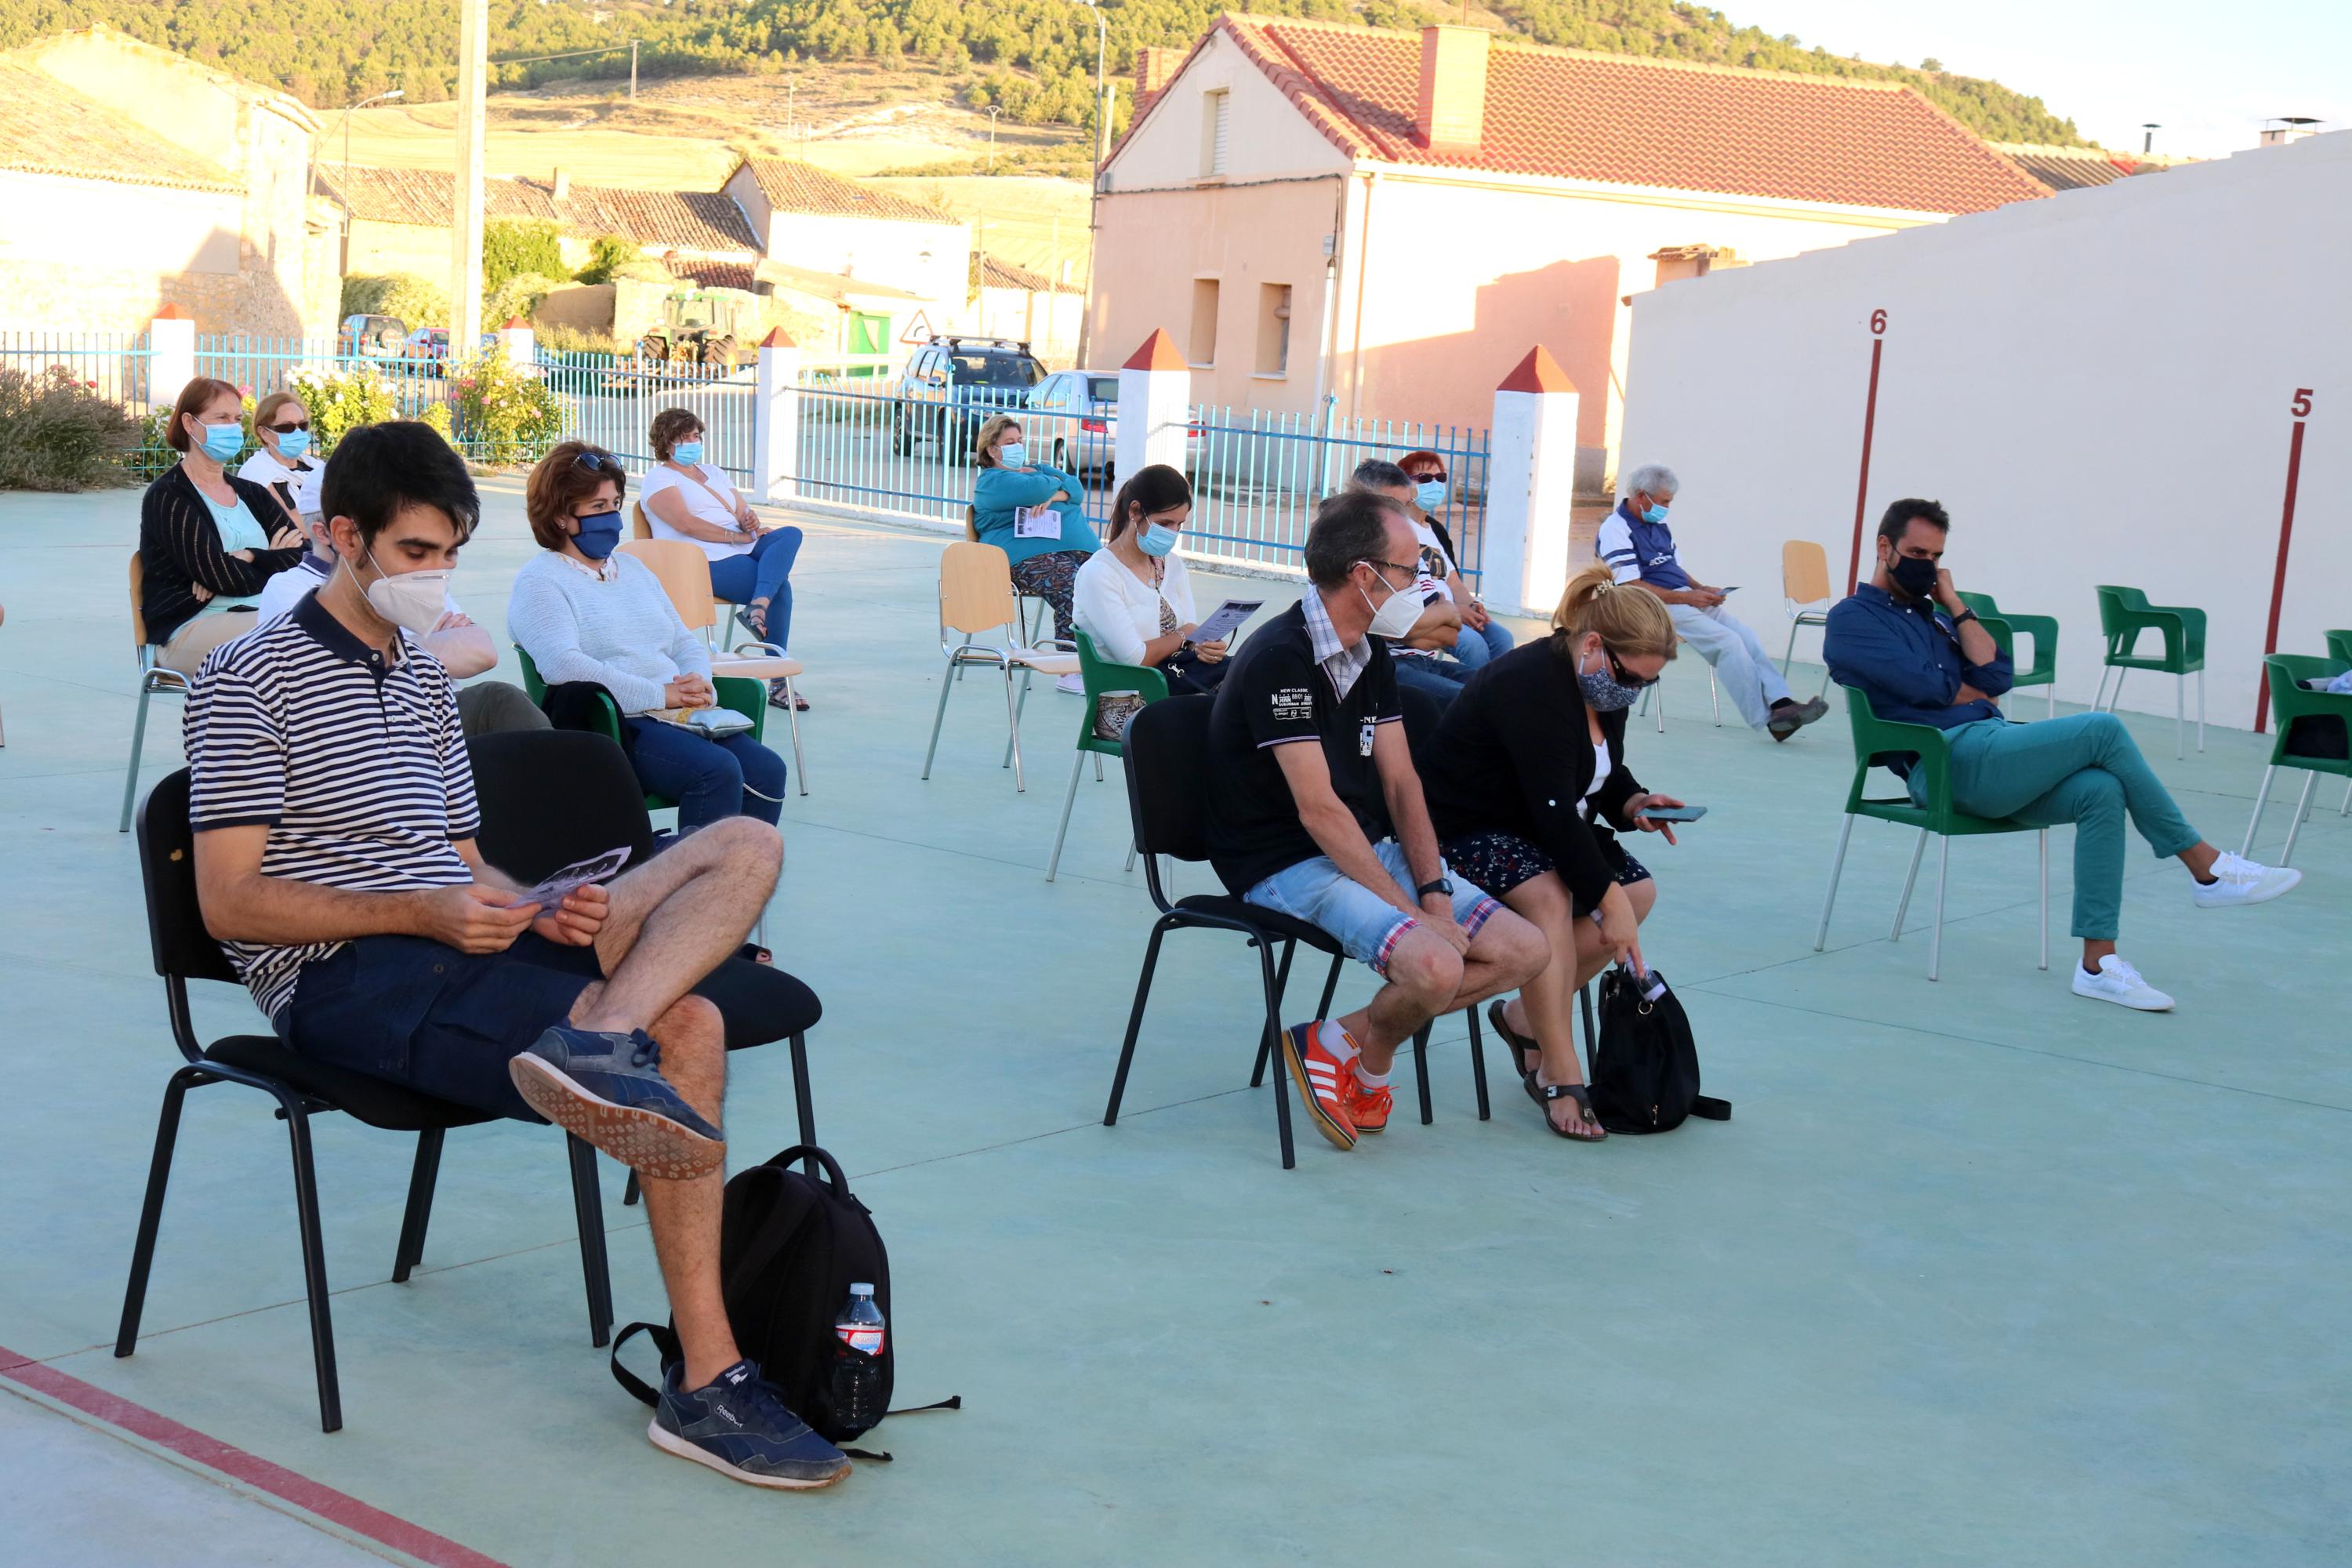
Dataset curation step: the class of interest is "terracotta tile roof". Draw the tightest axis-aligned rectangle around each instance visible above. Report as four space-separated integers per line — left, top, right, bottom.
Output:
735 158 961 226
535 182 759 252
0 61 239 194
1988 143 2160 194
1156 16 2047 216
977 252 1078 294
665 257 758 291
314 165 559 225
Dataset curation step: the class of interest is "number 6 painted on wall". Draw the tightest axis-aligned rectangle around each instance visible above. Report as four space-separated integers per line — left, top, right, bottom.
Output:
2290 388 2314 418
1870 309 1887 335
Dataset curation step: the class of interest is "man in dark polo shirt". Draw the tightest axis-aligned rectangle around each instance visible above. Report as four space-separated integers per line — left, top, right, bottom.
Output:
1203 491 1545 1152
184 421 850 1490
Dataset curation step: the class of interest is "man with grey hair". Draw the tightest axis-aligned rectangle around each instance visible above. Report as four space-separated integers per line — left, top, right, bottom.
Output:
1599 463 1826 740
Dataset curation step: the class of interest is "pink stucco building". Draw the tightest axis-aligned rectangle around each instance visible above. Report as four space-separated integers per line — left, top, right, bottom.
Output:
1091 16 2048 491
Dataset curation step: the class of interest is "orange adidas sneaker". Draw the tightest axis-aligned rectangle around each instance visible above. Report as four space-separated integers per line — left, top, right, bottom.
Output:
1341 1073 1393 1134
1280 1022 1358 1151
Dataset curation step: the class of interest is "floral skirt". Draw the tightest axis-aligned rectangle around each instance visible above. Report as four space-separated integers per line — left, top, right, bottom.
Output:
1438 829 1649 914
1008 550 1089 642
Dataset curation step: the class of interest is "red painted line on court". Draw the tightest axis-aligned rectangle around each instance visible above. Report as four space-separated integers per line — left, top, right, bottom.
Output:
1846 336 1885 593
2253 418 2307 734
0 1343 507 1568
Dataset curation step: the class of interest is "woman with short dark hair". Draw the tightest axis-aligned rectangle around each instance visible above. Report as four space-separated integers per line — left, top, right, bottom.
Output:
139 376 306 673
639 408 805 710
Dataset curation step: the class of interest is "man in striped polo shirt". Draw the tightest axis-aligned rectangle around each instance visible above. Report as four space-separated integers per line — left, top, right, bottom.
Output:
185 422 851 1490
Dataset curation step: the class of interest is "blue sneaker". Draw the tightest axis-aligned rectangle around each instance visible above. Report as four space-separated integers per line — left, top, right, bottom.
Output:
650 1359 851 1490
509 1025 726 1181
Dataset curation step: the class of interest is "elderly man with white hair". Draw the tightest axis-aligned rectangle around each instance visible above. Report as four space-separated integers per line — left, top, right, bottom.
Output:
1598 463 1828 741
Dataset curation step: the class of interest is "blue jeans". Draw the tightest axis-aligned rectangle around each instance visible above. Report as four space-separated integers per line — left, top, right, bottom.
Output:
707 526 803 650
1247 840 1501 978
623 717 786 831
1392 653 1472 706
1450 617 1514 672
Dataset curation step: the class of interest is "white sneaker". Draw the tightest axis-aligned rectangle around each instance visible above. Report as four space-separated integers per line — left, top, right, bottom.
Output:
1054 673 1085 695
2191 851 2302 909
2071 954 2175 1011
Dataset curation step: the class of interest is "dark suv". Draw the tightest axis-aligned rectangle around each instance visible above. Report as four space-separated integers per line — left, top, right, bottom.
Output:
893 336 1046 458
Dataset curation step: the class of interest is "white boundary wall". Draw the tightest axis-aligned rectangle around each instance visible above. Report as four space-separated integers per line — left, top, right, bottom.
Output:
1619 130 2351 732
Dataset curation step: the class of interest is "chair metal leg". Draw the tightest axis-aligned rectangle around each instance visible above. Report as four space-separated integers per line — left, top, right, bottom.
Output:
1125 838 1139 873
1466 1005 1490 1122
1254 934 1298 1170
2241 765 2275 857
2175 673 2185 760
2037 830 2049 971
1105 920 1172 1124
2109 668 2127 713
1093 752 1104 782
1927 837 1951 982
2196 668 2205 753
1002 667 1030 789
565 1134 613 1349
2049 680 2058 720
1410 1023 1434 1127
920 652 960 779
391 1127 445 1283
1577 984 1597 1076
1814 815 1856 951
1891 826 1929 940
282 1100 343 1432
119 683 156 833
2281 772 2318 867
1314 952 1345 1019
1045 750 1086 883
115 1067 198 1360
622 1171 641 1207
2340 777 2350 817
1708 667 1721 726
789 1033 817 1175
782 677 808 796
1780 620 1801 678
1250 940 1296 1088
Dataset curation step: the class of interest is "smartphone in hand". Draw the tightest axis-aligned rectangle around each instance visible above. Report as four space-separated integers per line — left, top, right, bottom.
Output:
1640 804 1708 823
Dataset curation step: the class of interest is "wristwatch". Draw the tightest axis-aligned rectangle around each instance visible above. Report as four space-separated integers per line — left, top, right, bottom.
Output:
1949 608 1978 627
1416 878 1454 900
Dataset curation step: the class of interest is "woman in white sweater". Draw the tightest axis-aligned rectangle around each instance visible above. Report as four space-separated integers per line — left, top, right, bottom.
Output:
508 442 786 828
1070 464 1230 710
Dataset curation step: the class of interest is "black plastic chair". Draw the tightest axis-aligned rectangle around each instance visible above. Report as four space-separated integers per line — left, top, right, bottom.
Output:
1102 697 1486 1170
118 769 619 1435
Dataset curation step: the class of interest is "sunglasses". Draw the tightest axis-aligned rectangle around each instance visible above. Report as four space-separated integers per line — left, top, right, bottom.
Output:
1407 469 1448 484
264 419 310 434
1601 644 1659 690
572 449 622 475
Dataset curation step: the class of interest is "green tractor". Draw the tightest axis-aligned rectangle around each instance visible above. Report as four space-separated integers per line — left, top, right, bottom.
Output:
637 289 757 374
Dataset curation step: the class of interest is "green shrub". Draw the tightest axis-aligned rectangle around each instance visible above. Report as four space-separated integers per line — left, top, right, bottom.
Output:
450 348 564 465
0 366 143 489
485 270 564 327
535 321 624 358
575 234 641 286
341 273 452 330
484 219 569 296
285 364 401 451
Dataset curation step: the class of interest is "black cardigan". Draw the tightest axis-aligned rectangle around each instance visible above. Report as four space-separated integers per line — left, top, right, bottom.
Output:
1419 637 1645 911
138 464 307 646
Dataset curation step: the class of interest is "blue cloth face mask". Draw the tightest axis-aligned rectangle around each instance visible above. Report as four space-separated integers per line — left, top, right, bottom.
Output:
1640 501 1670 525
1414 480 1448 513
1138 522 1180 557
673 439 704 466
997 442 1029 470
277 428 311 461
572 510 624 561
199 421 244 463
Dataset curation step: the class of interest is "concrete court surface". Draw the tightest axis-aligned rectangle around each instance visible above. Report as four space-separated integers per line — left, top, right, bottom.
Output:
0 480 2344 1566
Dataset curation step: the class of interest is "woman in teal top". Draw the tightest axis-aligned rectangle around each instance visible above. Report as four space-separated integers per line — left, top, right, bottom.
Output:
970 412 1100 647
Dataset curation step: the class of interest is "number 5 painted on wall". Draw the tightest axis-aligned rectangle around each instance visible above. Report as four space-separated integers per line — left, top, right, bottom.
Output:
2290 388 2314 418
1869 309 1887 335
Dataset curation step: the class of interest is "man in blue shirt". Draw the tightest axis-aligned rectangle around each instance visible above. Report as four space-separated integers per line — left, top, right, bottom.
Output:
1599 462 1827 740
1824 498 2300 1011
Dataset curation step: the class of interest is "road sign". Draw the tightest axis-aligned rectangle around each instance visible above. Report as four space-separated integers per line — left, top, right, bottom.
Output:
898 310 932 346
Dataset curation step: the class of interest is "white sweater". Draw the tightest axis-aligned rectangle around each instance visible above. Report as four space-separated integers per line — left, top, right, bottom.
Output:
1072 548 1197 667
507 551 710 717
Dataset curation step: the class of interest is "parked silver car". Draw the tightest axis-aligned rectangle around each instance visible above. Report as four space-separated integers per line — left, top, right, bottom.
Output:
1023 369 1122 479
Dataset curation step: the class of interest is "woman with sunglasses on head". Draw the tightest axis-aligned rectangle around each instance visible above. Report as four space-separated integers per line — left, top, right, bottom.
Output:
1070 464 1229 722
238 392 322 528
138 376 307 675
509 442 787 829
1396 448 1513 674
640 407 808 710
1417 562 1686 1141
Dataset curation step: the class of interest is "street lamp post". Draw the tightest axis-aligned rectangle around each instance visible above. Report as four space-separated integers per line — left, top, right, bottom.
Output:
336 88 405 267
1069 0 1109 366
988 105 1001 169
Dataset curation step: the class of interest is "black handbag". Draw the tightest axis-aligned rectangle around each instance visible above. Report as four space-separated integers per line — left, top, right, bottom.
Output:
1587 965 1731 1134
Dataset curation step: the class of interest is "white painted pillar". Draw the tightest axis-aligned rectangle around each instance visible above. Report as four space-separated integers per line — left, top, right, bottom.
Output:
1484 346 1581 618
149 307 196 410
450 0 489 355
752 327 802 506
1116 328 1190 484
495 315 535 372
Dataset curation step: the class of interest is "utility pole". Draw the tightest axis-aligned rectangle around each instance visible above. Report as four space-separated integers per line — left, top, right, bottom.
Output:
336 88 403 270
452 0 489 354
630 40 638 100
988 105 1000 169
1069 0 1109 367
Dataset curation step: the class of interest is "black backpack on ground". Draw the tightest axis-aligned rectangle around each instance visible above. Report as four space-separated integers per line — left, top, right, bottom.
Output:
1587 965 1732 1135
611 1145 955 1460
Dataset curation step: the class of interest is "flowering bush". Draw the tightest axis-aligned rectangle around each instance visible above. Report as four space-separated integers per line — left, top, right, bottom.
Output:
450 348 563 465
0 365 143 490
287 365 399 450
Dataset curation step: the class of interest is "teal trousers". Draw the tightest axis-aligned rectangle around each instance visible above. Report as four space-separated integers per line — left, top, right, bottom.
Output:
1920 712 2201 940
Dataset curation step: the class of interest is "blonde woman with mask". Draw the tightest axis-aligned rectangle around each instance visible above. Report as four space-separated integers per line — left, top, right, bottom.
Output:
971 412 1100 689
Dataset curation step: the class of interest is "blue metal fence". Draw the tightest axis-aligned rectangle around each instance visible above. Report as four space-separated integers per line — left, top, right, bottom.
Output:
542 353 760 485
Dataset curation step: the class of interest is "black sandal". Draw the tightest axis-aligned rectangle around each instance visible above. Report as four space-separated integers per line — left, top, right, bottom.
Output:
735 942 772 966
766 678 809 712
1530 1080 1606 1142
1487 999 1541 1082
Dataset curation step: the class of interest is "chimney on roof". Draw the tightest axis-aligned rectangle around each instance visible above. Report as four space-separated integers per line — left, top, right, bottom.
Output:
552 166 572 201
1134 47 1184 121
1415 26 1489 158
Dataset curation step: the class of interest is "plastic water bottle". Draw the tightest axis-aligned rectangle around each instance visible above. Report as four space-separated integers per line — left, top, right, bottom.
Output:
835 1283 885 1357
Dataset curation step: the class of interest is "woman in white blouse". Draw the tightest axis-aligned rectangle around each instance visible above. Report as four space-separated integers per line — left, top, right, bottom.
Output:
640 407 807 706
236 390 321 526
1070 463 1229 696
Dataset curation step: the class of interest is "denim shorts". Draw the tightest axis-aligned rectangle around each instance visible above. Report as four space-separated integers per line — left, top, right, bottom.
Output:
275 933 604 1120
1246 840 1501 977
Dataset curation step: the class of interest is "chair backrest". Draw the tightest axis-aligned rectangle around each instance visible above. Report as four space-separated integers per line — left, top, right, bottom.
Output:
1120 694 1218 864
619 538 717 633
1781 539 1831 607
129 550 151 648
964 504 979 543
135 768 241 985
1955 589 2002 617
630 501 654 540
470 729 656 880
2325 630 2352 667
939 539 1017 637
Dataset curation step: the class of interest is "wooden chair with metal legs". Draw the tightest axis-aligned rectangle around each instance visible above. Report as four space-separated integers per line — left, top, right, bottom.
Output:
121 554 196 832
921 540 1076 791
618 535 808 794
1779 539 1835 698
964 504 1051 653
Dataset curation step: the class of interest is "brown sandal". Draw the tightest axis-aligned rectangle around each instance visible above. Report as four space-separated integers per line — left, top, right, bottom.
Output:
1487 999 1541 1080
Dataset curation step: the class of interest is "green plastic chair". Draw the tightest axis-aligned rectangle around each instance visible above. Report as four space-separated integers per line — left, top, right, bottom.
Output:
1815 687 2049 981
2092 585 2205 758
1047 629 1170 883
1956 590 2058 720
514 645 768 815
2241 653 2352 865
2330 631 2352 817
